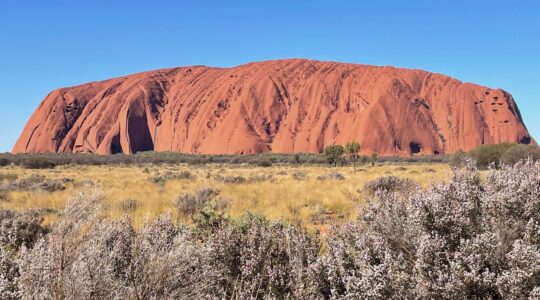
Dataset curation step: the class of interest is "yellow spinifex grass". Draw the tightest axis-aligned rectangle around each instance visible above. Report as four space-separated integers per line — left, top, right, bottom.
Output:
0 162 451 228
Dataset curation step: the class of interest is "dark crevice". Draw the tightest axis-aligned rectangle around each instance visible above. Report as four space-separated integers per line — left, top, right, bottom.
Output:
110 133 123 154
409 142 421 154
127 101 155 153
520 136 531 145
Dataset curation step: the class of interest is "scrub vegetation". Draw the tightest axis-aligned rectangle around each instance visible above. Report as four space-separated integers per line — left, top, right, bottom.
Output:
0 143 539 298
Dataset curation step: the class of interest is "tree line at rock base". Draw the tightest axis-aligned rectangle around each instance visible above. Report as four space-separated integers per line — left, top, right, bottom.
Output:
0 142 537 171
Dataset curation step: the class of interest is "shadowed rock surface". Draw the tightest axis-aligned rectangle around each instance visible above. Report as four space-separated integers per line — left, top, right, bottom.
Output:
13 59 533 155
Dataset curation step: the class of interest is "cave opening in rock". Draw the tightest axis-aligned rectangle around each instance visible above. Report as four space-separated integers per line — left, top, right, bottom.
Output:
127 103 155 154
520 136 531 145
110 143 122 154
110 134 123 154
409 142 422 154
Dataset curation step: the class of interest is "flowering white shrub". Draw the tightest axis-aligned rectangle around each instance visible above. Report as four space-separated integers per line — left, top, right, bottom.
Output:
0 247 20 300
315 160 540 299
0 160 539 299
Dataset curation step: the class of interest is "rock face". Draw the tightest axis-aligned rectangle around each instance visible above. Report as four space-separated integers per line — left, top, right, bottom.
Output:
13 59 533 156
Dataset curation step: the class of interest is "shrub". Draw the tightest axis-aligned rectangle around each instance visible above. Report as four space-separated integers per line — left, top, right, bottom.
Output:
150 170 196 185
449 149 470 167
34 180 66 192
291 171 307 180
176 170 197 180
0 209 47 250
0 208 56 297
174 188 222 216
0 173 18 183
316 172 345 181
246 174 274 183
2 161 540 298
468 143 515 168
228 157 241 164
359 155 370 165
6 175 65 192
197 217 321 298
319 160 540 298
0 188 8 202
149 174 167 185
363 175 416 195
0 152 452 168
185 157 204 165
191 206 229 235
21 156 55 169
11 175 46 189
422 167 436 173
60 177 75 184
214 175 246 184
500 144 540 165
0 158 9 167
18 195 201 299
0 246 19 299
256 160 272 167
120 198 140 212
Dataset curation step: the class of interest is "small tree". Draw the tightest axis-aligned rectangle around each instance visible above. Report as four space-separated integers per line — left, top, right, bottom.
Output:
294 154 301 164
344 141 361 172
371 153 378 167
323 145 345 167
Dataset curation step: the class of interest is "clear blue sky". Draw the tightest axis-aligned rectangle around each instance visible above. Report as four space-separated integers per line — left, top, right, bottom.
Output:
1 0 538 152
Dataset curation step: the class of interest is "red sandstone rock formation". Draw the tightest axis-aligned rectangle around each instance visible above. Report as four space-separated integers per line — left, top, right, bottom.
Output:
13 59 533 156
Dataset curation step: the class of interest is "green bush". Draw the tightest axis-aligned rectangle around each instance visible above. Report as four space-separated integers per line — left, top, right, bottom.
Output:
465 143 539 168
175 188 221 216
0 158 9 167
449 149 470 167
500 144 540 165
363 175 416 195
468 143 515 168
21 156 56 169
0 152 449 167
256 160 272 167
150 170 196 185
323 145 345 166
214 175 246 184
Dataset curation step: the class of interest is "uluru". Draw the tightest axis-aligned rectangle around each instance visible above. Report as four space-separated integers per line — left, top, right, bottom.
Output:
13 59 533 156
